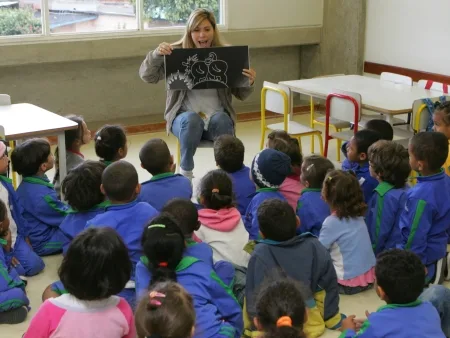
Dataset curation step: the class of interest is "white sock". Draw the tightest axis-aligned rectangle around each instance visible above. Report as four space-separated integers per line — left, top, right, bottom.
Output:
180 168 194 182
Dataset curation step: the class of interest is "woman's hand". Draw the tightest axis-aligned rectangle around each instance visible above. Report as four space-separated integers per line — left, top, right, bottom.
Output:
157 42 173 56
242 68 256 85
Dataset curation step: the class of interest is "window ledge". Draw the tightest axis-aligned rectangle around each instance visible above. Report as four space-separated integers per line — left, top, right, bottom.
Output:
0 26 321 66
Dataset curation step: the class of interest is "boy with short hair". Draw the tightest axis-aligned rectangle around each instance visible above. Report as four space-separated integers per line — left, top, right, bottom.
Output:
344 129 381 203
139 138 192 211
214 135 255 216
86 160 158 306
11 138 69 256
366 140 411 255
245 199 342 337
244 149 291 240
340 249 445 337
399 132 450 281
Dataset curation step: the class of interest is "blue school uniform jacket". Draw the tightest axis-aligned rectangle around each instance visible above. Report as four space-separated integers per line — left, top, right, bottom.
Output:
399 170 450 279
86 200 158 279
0 245 29 311
60 201 111 254
185 238 214 267
340 300 445 338
139 173 192 211
244 188 287 240
229 166 256 216
296 188 330 236
344 162 378 204
0 176 28 238
366 182 407 255
16 176 69 253
136 255 243 338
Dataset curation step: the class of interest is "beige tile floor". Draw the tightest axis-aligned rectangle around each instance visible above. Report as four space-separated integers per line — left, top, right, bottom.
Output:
2 115 390 337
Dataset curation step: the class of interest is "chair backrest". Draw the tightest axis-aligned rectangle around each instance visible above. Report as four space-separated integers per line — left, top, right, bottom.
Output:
412 96 450 132
326 89 362 123
262 81 290 116
0 94 11 106
417 79 449 94
380 72 413 86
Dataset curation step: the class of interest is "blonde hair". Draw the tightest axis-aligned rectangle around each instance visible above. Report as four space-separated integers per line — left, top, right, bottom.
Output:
173 8 226 48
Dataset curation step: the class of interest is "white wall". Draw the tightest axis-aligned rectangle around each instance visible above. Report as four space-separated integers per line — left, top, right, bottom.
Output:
227 0 323 30
365 0 450 76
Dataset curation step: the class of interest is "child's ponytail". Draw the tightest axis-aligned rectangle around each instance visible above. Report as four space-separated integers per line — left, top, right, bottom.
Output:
199 169 234 210
141 213 185 285
255 278 308 338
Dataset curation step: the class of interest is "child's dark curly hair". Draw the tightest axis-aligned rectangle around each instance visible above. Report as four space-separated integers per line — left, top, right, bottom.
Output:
435 101 450 125
368 140 410 189
322 170 367 219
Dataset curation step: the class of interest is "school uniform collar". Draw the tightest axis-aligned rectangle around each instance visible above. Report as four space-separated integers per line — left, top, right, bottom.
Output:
150 172 175 181
23 175 54 188
0 175 12 184
374 181 395 197
67 200 112 214
105 199 138 211
301 188 321 194
378 299 422 312
248 187 279 198
417 169 445 183
100 160 112 166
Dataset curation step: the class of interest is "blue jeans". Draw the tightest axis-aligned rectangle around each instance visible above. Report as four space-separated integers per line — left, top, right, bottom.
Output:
420 285 450 337
171 111 234 171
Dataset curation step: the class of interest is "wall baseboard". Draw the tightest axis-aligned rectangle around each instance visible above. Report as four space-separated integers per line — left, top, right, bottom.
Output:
364 61 450 84
47 104 317 145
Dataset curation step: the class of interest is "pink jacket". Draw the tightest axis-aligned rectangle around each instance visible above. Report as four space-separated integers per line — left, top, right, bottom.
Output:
280 174 305 211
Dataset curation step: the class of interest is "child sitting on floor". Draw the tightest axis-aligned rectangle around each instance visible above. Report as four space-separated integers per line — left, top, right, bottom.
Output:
245 199 342 338
366 140 410 255
86 160 158 307
53 115 91 197
94 125 128 166
196 169 250 267
341 249 445 337
0 199 29 324
251 277 308 338
0 142 44 276
161 198 213 267
399 132 450 282
266 130 304 211
135 281 196 338
11 138 69 256
432 102 450 176
244 149 291 240
214 135 255 216
320 170 375 295
344 129 381 203
25 227 135 338
59 160 109 254
135 213 243 338
342 119 394 171
139 138 192 211
296 155 334 236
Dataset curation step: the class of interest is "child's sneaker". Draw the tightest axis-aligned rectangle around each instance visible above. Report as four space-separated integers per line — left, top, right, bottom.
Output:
0 306 28 324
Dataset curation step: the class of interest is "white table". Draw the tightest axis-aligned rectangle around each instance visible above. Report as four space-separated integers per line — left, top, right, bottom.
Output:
0 103 78 191
280 75 443 123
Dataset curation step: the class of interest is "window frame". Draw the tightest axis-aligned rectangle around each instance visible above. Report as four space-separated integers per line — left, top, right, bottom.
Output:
0 0 227 45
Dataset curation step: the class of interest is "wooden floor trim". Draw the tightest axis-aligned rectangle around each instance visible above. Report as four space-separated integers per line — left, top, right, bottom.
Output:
364 61 450 84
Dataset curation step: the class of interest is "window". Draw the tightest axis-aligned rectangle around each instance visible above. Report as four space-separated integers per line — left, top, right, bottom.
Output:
0 0 222 37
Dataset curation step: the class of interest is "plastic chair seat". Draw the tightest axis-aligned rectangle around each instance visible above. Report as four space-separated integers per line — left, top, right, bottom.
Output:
267 122 321 136
329 130 354 142
314 115 351 129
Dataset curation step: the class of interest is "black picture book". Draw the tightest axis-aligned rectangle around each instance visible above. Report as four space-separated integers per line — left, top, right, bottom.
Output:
164 46 250 90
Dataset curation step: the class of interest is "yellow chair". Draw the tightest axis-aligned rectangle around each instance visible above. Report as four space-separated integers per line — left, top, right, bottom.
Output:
310 74 350 161
260 81 323 154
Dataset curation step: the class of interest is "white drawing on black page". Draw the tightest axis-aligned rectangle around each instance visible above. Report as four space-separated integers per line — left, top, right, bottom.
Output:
166 52 229 90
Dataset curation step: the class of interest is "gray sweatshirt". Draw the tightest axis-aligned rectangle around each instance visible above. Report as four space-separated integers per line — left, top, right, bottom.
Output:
139 49 255 133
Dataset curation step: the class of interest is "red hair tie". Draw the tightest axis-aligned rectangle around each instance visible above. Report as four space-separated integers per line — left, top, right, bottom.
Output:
158 262 168 267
